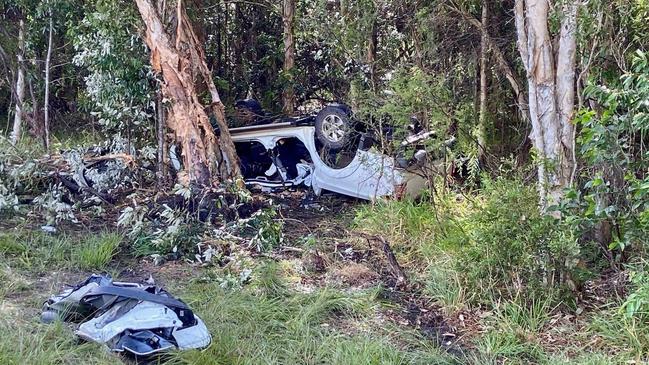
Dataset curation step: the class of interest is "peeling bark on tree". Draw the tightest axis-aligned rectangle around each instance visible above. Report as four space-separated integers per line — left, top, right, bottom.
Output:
514 0 579 210
136 0 241 186
44 12 53 152
282 0 296 115
10 20 25 146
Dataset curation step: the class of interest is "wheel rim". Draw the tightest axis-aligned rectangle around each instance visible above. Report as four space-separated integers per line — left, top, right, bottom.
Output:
321 115 346 143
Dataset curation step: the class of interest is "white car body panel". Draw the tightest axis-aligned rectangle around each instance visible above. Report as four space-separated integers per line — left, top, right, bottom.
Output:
76 300 181 344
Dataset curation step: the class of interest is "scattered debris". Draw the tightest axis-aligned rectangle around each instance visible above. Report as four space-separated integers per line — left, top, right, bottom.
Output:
41 274 211 357
40 225 57 234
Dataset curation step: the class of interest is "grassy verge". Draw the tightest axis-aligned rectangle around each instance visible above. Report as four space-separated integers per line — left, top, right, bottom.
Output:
352 178 647 363
0 228 458 364
2 178 647 364
0 320 117 365
169 263 456 365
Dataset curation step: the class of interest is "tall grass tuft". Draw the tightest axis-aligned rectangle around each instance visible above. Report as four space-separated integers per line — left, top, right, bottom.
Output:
73 232 122 271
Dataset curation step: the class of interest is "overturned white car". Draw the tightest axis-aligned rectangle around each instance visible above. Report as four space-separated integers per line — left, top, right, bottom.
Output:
230 111 433 201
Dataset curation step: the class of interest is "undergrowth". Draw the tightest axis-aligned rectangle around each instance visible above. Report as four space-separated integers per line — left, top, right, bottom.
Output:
355 178 588 307
353 178 633 362
167 262 456 365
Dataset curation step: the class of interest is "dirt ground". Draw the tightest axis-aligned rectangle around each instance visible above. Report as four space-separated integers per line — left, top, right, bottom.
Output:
3 189 625 364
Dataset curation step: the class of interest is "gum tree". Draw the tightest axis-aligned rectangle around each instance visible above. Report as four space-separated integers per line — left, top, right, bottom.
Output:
515 0 580 210
135 0 241 186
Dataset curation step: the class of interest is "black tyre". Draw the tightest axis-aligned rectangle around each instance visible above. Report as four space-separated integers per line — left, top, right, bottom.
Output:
315 106 352 150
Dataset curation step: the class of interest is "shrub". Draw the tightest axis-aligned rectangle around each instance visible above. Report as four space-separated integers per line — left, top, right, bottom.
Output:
570 50 649 254
454 178 581 303
621 264 649 319
355 178 585 306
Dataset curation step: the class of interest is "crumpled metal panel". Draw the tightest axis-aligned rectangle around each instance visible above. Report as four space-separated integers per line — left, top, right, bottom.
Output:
42 275 211 357
172 315 211 349
76 300 181 344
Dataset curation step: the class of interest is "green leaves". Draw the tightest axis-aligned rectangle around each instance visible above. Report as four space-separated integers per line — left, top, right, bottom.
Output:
568 49 649 254
70 0 154 140
621 269 649 319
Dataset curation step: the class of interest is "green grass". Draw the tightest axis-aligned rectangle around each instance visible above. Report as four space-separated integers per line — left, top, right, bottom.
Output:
0 319 117 365
467 297 555 364
425 257 467 312
352 189 629 364
0 266 29 299
471 330 544 364
73 232 121 271
0 253 458 365
588 309 649 359
0 186 641 365
0 231 74 272
493 296 555 334
0 230 121 273
168 263 456 365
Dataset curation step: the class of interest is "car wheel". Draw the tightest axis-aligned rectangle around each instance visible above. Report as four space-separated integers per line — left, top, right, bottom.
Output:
315 106 352 150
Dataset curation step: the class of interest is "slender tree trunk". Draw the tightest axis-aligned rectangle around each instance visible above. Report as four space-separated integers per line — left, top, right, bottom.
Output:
43 13 53 151
224 1 229 79
156 89 168 184
282 0 296 115
28 77 43 142
446 3 529 126
136 0 241 186
10 20 25 145
367 19 378 92
556 1 579 188
477 0 488 160
514 0 579 210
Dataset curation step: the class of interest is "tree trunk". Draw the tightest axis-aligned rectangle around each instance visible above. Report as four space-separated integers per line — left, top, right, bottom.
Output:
156 89 168 184
10 19 25 146
367 19 378 92
135 0 241 186
282 0 296 115
514 0 579 210
477 0 488 161
445 3 530 126
43 13 53 152
28 77 43 142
